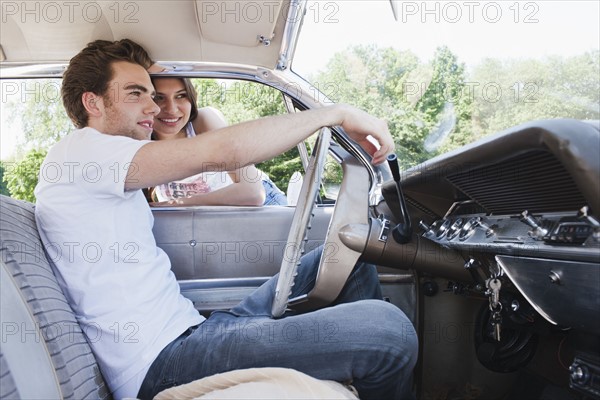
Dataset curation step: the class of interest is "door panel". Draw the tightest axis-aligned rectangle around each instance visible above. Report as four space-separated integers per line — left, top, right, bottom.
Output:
153 205 334 314
152 200 415 324
153 205 333 280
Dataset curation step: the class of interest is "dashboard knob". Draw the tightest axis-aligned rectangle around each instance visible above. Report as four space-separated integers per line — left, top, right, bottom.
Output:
520 210 548 238
548 270 561 285
569 363 590 384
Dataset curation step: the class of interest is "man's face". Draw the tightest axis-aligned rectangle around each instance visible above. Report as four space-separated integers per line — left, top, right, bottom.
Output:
100 61 160 140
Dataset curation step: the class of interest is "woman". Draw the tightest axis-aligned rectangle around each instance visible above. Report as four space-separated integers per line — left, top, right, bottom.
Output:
149 77 287 206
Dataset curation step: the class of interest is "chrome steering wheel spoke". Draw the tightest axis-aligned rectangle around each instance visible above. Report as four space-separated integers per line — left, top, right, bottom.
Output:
271 127 332 318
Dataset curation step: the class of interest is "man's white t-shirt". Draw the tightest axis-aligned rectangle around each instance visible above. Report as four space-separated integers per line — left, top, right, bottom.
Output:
34 128 204 398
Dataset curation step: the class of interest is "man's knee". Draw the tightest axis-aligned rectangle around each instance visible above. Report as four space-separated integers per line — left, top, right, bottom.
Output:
356 300 418 358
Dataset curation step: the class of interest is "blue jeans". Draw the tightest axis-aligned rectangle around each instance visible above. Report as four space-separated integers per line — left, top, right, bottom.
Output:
262 178 288 205
138 248 418 400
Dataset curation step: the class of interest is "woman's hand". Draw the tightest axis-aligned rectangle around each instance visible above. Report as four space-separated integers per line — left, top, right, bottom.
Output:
149 198 188 207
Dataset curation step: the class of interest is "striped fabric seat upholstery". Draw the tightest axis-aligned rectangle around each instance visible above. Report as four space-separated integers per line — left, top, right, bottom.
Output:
0 352 18 399
0 195 110 399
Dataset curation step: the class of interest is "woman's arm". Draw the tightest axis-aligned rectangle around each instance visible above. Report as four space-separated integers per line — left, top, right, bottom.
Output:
150 176 264 206
152 107 266 206
197 107 265 205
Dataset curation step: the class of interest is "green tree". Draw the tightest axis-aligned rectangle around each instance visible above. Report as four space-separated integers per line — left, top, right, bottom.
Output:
470 51 600 136
3 51 596 197
314 44 473 167
0 161 11 196
315 44 424 166
1 80 70 200
192 79 301 191
421 46 474 155
229 82 300 191
3 149 47 202
4 79 72 158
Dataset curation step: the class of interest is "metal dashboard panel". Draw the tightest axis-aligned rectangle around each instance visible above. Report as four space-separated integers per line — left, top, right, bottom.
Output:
496 255 600 334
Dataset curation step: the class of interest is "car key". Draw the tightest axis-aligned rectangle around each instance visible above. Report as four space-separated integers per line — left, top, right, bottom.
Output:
488 278 502 310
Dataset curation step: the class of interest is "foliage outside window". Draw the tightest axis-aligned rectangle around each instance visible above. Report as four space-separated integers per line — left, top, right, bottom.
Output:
192 79 303 193
0 162 11 196
2 79 70 201
311 45 599 169
2 46 597 200
3 149 47 202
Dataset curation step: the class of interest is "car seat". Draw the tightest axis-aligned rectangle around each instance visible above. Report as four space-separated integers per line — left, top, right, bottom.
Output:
0 195 358 399
0 195 110 398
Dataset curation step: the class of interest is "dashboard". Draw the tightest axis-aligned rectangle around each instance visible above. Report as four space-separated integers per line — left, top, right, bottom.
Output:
383 119 600 335
374 119 600 394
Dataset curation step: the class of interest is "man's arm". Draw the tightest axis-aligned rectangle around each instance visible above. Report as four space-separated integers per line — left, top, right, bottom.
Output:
126 104 392 190
191 107 266 205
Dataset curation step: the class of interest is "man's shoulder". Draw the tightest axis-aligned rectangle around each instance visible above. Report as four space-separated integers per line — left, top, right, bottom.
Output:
51 127 108 148
66 127 135 143
49 128 147 158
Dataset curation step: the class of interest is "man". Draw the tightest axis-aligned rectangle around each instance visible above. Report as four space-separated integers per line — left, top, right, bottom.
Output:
34 39 417 399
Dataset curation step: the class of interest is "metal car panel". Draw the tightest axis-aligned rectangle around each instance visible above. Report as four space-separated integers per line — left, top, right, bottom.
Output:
497 255 600 334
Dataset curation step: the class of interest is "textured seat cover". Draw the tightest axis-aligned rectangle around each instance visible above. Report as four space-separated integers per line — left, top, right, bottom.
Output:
0 352 19 399
0 195 110 399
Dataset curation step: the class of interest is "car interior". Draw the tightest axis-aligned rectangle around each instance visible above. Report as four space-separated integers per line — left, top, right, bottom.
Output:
1 1 599 399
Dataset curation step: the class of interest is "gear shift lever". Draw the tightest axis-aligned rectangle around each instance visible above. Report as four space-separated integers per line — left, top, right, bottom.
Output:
386 154 412 243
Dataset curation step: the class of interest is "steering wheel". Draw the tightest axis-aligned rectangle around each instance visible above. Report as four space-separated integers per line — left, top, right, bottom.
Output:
271 127 370 317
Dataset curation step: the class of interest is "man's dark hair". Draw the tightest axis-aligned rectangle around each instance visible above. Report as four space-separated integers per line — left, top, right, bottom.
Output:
62 39 154 129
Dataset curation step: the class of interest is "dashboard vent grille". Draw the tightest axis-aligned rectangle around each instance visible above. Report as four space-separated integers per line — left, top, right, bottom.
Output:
406 196 439 218
446 150 586 215
450 201 488 216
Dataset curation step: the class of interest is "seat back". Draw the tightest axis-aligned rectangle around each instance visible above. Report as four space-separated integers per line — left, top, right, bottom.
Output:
0 195 110 399
0 352 18 399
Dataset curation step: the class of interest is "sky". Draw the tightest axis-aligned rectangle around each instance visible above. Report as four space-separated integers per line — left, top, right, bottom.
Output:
1 0 599 159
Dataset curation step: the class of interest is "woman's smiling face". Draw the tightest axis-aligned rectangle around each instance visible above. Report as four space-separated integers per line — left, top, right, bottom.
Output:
152 78 192 140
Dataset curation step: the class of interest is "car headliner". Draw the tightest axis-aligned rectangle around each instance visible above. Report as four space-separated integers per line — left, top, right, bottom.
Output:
0 0 301 70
